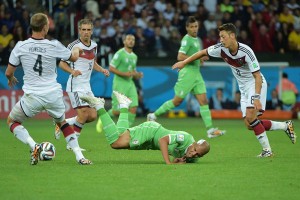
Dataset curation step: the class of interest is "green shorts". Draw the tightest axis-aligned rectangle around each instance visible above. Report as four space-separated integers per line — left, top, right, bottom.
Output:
174 71 207 98
112 82 138 110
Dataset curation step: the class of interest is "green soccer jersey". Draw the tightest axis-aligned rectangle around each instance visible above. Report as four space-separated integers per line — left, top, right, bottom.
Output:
110 48 138 86
178 34 201 72
129 122 195 158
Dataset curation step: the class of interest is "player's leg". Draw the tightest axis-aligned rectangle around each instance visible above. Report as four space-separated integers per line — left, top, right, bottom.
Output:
7 95 41 165
48 91 91 164
127 86 139 126
242 84 272 157
193 77 225 138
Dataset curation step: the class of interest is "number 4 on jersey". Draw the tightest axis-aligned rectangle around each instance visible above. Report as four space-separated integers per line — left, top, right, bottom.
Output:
33 55 43 76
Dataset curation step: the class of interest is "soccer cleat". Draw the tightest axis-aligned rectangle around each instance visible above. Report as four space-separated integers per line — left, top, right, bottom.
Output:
285 120 296 144
113 91 132 107
54 124 61 140
257 149 273 158
66 144 86 151
147 113 157 121
207 128 226 138
96 118 103 133
80 96 105 109
78 158 92 165
30 144 42 165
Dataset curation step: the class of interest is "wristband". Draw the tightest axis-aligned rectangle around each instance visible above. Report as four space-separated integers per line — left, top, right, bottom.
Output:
253 94 260 100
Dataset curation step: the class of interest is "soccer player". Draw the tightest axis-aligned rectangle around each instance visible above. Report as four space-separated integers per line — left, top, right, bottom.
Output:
54 19 110 151
172 23 296 157
5 13 91 165
96 34 143 131
147 16 225 138
81 91 210 164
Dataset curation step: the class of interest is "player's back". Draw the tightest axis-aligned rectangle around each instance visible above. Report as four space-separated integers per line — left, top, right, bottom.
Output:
10 38 71 94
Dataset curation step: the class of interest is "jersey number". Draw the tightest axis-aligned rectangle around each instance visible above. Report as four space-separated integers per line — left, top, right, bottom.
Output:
33 55 43 76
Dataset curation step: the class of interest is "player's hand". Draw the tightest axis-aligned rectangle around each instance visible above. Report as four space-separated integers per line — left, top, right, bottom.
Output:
172 61 185 71
71 70 82 77
102 69 110 77
173 157 186 164
200 55 209 64
124 71 133 77
8 76 18 88
133 71 143 79
253 99 262 111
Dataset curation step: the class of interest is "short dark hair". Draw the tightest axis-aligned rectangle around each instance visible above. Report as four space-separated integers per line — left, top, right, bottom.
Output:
218 23 237 36
282 72 288 78
185 16 198 27
30 13 48 32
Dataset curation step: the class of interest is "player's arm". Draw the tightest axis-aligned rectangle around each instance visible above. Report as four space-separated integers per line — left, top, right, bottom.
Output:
172 49 208 70
252 71 263 110
132 70 143 79
109 65 132 78
69 47 83 62
58 61 82 77
5 64 18 88
93 61 110 77
159 136 186 164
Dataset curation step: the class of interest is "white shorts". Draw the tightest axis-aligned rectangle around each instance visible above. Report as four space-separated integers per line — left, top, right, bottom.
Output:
240 80 267 118
9 89 66 123
68 91 94 109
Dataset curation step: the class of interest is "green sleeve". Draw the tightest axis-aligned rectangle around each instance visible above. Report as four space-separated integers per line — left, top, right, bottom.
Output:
110 52 121 68
178 38 190 55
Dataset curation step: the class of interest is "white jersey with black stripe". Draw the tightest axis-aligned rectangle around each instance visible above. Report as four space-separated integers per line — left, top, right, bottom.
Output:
65 39 97 92
8 38 72 94
207 42 266 93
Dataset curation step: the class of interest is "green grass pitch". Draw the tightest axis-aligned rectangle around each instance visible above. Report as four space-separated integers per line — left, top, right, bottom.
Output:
0 117 299 200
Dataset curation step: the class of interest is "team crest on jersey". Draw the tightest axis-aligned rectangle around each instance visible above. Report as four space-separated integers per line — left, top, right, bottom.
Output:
177 134 184 142
132 139 139 145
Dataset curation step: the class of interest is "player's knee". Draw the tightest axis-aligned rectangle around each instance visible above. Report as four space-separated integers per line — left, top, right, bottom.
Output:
173 99 183 106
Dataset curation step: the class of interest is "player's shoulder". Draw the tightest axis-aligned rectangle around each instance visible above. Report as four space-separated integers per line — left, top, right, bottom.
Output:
238 42 253 51
238 42 256 59
90 40 97 47
67 39 81 49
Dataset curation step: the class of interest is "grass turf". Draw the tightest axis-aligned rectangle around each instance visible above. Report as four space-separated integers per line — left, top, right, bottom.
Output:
0 117 299 200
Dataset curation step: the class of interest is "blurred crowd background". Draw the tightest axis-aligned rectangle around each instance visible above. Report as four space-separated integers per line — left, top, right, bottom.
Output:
0 0 300 65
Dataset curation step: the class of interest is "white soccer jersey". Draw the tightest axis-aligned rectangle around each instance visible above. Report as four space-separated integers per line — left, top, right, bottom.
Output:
207 42 266 93
65 39 97 92
9 38 72 94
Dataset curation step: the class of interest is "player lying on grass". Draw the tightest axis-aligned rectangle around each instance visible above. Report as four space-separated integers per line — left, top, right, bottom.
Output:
80 91 210 164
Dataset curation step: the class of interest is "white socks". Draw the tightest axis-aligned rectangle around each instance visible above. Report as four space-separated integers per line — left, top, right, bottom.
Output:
65 134 84 161
13 125 36 149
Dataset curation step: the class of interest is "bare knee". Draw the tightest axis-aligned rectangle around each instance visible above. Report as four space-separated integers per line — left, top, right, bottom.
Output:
173 99 183 107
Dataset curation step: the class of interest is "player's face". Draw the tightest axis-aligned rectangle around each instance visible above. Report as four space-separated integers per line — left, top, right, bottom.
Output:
79 24 93 43
124 35 135 49
186 22 198 38
219 30 235 48
186 143 206 158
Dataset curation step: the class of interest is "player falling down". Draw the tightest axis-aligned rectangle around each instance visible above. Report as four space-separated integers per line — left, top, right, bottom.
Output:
80 91 210 164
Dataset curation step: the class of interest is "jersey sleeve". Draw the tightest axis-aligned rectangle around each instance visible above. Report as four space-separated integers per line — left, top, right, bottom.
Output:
55 40 72 61
8 42 21 66
168 133 186 145
110 52 121 68
245 47 260 72
178 38 189 54
207 43 222 58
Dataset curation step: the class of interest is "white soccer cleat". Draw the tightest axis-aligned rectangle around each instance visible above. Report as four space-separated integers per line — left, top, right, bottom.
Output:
207 128 226 138
54 124 61 140
66 144 86 151
113 91 132 107
147 113 157 121
80 96 105 109
30 144 42 165
285 120 296 144
257 149 273 158
78 158 92 165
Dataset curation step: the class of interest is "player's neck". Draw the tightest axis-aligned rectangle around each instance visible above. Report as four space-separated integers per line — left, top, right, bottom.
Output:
229 41 238 55
31 32 45 40
124 47 132 53
80 38 91 46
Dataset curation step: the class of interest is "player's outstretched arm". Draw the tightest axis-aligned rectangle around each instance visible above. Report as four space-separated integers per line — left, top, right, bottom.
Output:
5 64 18 88
159 136 173 164
172 49 208 70
69 47 83 62
59 61 82 77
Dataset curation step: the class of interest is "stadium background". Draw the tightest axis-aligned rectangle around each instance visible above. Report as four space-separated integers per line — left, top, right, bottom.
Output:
1 0 300 118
